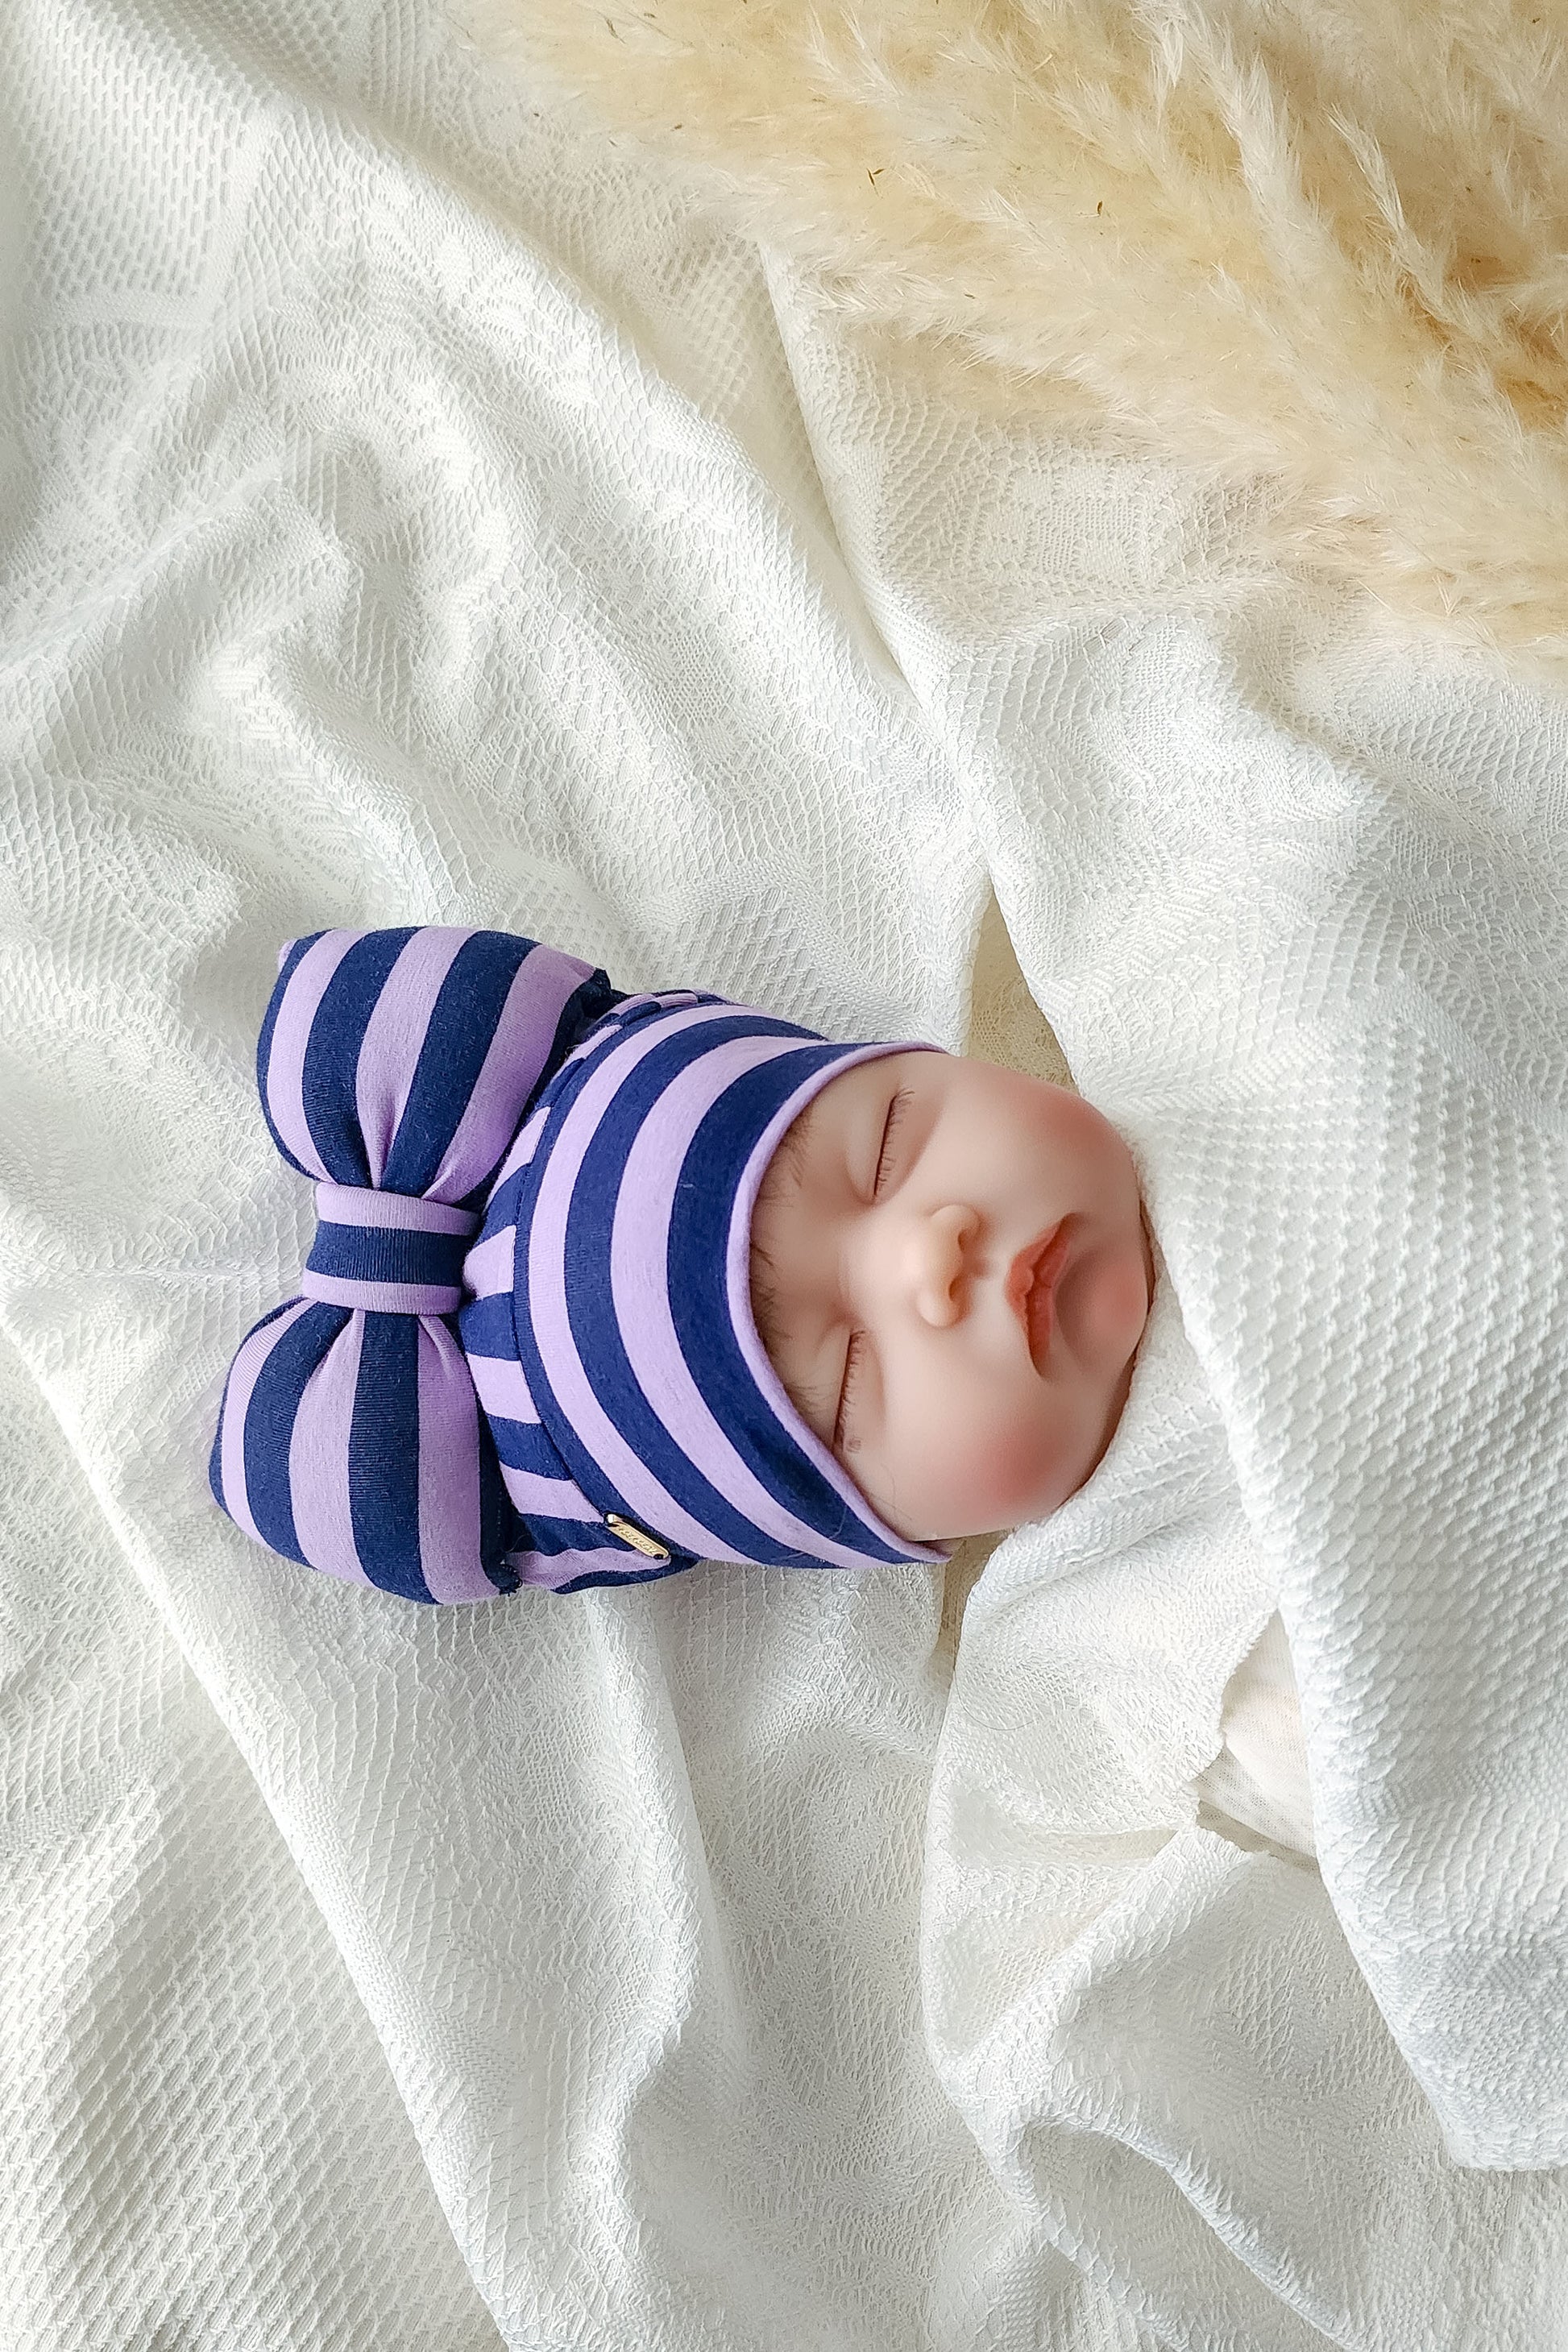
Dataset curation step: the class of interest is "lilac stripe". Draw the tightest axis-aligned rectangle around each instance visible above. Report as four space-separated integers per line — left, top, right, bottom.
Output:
513 1547 628 1592
467 1347 537 1424
265 932 368 1176
500 1463 599 1520
357 930 474 1185
316 1184 479 1234
220 1296 317 1549
426 944 598 1201
299 1271 464 1313
416 1321 497 1603
525 1005 785 1560
612 1034 932 1568
462 1224 513 1301
288 1312 375 1588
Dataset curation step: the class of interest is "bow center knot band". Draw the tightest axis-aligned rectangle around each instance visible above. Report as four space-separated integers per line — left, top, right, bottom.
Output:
301 1182 481 1316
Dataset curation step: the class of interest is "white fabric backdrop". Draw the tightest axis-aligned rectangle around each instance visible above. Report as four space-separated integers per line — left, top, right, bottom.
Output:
2 0 1564 2345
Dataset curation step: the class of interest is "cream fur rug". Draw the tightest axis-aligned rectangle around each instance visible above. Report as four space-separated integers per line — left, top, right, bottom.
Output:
454 0 1568 686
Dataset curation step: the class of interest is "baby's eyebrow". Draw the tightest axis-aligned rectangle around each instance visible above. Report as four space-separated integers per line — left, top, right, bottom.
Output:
769 1103 814 1205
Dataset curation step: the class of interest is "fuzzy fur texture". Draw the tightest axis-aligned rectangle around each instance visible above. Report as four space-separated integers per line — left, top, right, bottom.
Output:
454 0 1568 682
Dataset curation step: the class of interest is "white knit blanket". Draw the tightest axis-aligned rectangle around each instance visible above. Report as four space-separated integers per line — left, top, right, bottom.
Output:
2 2 1564 2347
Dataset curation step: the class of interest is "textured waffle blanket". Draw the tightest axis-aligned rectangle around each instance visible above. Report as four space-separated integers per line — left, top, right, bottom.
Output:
2 2 1564 2346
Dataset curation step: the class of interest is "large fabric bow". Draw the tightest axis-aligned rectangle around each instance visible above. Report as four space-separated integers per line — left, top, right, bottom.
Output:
208 925 629 1603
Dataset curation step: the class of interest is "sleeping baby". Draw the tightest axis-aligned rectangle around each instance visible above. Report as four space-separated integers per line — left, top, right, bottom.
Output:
209 922 1307 1848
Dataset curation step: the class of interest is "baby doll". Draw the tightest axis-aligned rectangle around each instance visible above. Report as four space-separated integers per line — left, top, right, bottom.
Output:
209 923 1155 1603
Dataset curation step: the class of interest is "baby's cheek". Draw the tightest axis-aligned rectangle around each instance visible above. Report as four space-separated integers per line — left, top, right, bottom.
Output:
1079 1245 1151 1360
906 1416 1054 1537
973 1421 1057 1520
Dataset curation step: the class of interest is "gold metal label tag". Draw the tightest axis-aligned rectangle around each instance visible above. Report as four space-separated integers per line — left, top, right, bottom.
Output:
604 1512 671 1564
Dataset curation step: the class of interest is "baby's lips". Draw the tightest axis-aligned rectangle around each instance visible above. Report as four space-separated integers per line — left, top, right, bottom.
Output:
1008 1217 1069 1367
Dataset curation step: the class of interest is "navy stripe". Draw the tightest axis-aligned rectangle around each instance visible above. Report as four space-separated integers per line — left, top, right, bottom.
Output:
474 1162 525 1239
209 1296 298 1513
383 931 534 1198
242 1300 351 1567
306 1220 471 1292
457 1289 518 1360
524 1518 623 1557
487 1412 571 1480
475 1427 522 1591
211 1298 303 1514
347 1313 434 1602
301 931 419 1184
256 934 330 1179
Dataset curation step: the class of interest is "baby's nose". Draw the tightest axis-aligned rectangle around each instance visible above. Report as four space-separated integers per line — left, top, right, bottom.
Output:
910 1203 982 1325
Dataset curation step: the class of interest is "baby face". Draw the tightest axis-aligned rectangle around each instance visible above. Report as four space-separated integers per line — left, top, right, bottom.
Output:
748 1052 1155 1545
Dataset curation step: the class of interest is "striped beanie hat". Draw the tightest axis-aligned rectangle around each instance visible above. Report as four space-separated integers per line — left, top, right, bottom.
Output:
209 925 951 1604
